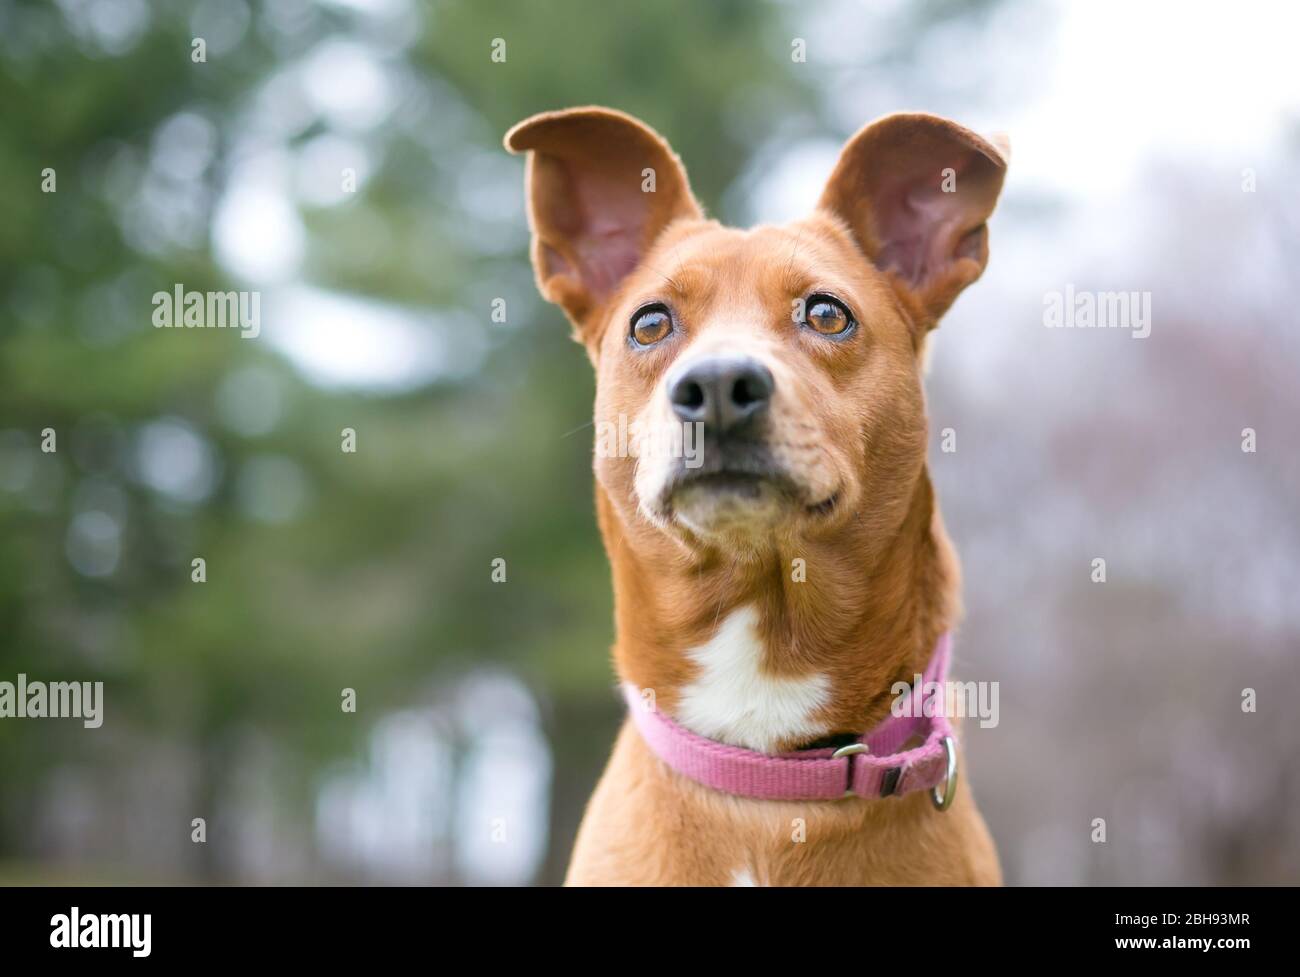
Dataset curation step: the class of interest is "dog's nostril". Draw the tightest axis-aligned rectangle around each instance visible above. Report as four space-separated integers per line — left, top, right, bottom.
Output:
731 376 762 408
730 365 774 415
672 379 706 413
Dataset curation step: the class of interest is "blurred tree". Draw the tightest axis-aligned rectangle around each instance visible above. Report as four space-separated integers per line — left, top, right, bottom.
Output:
0 0 816 882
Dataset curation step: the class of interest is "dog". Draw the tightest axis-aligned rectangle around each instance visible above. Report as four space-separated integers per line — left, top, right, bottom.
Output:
506 106 1008 885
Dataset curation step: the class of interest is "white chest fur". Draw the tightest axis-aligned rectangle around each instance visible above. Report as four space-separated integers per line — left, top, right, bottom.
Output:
674 605 830 753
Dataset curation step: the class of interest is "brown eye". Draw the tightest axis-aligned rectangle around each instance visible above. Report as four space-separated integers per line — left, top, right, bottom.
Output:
804 294 854 336
631 305 673 346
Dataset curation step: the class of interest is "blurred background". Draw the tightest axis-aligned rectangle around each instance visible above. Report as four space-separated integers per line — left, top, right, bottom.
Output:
1 0 1297 885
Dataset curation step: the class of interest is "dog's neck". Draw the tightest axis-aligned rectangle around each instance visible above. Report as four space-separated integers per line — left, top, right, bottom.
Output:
599 467 958 754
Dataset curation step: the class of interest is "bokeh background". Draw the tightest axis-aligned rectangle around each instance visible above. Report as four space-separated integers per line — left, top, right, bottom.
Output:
1 0 1297 885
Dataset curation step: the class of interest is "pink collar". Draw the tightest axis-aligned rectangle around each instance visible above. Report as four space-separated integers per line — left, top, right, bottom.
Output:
623 632 960 808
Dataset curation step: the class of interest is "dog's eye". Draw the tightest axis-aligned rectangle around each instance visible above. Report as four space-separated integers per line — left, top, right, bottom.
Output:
631 305 673 346
804 295 854 336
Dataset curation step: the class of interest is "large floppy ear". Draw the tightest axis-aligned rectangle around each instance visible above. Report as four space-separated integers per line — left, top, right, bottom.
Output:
818 112 1008 328
504 107 702 342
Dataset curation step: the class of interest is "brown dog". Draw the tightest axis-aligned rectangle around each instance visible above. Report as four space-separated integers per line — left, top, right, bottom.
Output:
506 107 1008 885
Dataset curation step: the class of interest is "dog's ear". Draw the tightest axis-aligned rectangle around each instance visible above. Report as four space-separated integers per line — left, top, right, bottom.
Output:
818 113 1008 328
505 107 701 343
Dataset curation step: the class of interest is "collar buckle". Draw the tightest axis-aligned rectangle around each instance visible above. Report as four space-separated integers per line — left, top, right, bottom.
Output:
830 742 869 796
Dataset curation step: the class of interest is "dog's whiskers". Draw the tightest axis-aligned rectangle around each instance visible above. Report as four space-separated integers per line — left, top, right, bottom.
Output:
559 419 595 440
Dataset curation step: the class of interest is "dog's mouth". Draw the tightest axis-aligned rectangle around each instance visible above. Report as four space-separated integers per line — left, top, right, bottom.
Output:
673 469 778 499
662 461 840 531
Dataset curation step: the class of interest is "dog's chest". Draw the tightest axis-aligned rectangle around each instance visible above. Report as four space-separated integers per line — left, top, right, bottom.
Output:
672 605 830 753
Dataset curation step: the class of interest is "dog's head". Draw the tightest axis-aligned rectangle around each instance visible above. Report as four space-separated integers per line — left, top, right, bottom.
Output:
506 108 1007 551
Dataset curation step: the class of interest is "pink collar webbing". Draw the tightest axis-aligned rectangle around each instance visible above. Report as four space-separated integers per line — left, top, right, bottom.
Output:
623 633 960 806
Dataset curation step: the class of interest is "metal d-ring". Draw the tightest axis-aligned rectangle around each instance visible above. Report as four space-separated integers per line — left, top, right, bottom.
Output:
930 735 958 812
831 742 870 759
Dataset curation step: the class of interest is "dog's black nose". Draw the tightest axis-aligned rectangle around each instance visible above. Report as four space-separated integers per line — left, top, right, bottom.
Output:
669 357 774 433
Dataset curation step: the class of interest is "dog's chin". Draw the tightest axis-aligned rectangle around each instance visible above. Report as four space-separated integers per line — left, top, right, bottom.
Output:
669 475 787 539
653 472 841 542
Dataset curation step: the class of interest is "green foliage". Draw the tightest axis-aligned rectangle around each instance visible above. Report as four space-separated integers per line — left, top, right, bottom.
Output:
0 0 815 880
